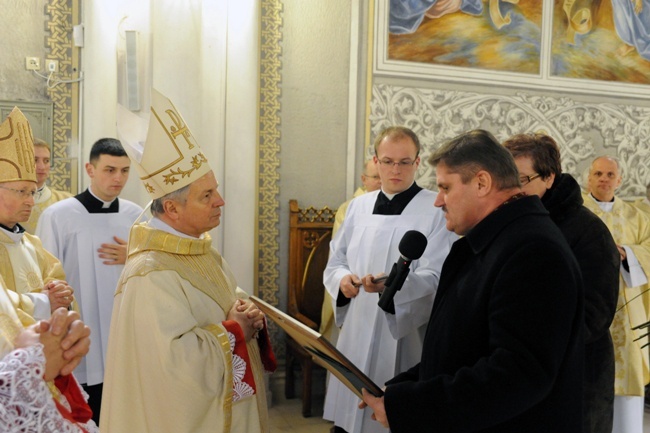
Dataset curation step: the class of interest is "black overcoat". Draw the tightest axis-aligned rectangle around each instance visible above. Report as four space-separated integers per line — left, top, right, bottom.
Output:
542 173 619 433
385 195 584 433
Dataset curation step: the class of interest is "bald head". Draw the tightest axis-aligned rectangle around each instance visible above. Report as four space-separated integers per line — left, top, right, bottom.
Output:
361 159 381 192
587 156 622 202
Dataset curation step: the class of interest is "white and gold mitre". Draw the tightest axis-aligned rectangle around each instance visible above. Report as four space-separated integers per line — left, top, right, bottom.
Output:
0 107 36 184
118 89 212 199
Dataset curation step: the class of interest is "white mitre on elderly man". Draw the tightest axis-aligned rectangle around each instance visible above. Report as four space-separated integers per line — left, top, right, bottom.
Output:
117 88 212 200
104 90 275 433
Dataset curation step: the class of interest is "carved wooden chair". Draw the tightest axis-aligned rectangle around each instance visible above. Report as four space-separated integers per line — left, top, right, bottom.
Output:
285 199 336 417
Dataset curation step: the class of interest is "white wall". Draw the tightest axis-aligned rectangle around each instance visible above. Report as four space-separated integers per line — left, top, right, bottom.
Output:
221 1 259 293
0 0 50 101
276 0 352 308
279 0 352 211
82 0 149 202
82 0 259 291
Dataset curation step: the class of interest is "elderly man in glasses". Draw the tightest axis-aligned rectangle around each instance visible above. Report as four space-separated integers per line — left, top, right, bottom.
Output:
332 159 383 237
323 125 457 433
504 133 620 433
0 107 73 322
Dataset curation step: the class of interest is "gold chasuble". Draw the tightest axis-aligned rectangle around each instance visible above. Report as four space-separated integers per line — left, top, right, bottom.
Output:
583 193 650 396
100 222 270 433
0 230 65 325
0 106 64 324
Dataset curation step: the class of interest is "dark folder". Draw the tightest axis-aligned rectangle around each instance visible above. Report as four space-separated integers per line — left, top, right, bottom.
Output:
250 295 384 399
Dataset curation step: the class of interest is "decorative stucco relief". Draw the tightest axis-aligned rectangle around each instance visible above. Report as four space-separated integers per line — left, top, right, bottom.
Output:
370 83 650 198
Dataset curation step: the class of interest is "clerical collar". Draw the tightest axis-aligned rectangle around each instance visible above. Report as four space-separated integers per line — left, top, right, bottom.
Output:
149 217 206 239
382 190 398 200
0 223 24 234
0 223 25 244
35 185 45 201
373 182 422 215
89 187 116 208
589 193 615 212
75 188 119 213
590 193 615 203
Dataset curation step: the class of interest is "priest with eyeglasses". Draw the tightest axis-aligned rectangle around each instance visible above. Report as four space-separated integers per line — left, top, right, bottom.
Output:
323 126 457 433
0 107 74 323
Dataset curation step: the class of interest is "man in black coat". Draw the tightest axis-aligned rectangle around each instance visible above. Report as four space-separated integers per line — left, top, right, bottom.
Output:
504 133 619 433
361 129 584 432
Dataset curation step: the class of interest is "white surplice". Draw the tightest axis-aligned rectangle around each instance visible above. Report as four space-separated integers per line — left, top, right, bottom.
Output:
22 185 72 234
36 197 143 385
323 189 457 433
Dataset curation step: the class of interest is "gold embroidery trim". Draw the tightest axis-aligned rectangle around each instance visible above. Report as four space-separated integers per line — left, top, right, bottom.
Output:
204 324 233 433
0 312 22 345
162 152 208 186
127 223 210 257
247 338 270 432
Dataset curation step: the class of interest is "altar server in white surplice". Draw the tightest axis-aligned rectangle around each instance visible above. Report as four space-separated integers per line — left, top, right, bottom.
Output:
323 126 457 433
37 137 143 424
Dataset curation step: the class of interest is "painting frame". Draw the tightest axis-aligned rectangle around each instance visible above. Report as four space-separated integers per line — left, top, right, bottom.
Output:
373 0 650 99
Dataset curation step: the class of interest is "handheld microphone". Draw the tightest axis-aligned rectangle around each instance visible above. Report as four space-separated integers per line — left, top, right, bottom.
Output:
377 230 428 314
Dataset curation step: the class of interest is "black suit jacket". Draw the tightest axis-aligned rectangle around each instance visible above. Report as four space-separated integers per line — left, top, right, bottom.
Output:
385 195 584 433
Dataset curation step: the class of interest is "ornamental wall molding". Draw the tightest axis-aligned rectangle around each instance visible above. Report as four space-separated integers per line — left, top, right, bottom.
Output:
46 0 79 194
258 0 283 354
370 83 650 198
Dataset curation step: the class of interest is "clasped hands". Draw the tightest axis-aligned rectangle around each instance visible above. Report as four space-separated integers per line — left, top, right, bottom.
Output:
13 307 91 381
44 279 74 311
339 273 387 298
227 299 265 342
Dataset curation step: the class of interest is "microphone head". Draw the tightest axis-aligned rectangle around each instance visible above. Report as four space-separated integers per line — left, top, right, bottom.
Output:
398 230 428 261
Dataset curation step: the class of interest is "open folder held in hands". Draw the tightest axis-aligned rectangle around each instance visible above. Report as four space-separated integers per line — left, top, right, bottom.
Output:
249 295 384 399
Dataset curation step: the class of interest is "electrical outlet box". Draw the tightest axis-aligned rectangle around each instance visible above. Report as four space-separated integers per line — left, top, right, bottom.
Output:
25 57 40 70
45 59 59 73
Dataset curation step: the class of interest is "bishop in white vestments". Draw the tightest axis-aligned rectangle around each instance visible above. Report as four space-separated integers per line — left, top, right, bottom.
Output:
100 89 276 433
